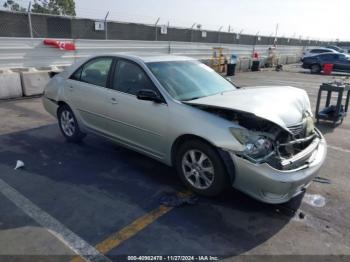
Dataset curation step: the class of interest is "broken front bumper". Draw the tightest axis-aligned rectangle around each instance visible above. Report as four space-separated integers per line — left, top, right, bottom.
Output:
228 133 327 204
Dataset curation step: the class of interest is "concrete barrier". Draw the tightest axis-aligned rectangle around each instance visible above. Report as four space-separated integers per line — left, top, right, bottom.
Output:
278 55 288 65
239 59 251 72
286 55 300 64
0 71 22 99
20 71 51 96
234 60 241 72
259 57 267 68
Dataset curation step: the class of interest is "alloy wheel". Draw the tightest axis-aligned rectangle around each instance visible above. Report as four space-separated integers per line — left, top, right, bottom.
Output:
181 149 215 190
60 110 76 137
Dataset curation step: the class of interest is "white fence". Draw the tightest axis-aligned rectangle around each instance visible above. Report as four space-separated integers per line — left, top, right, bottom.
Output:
0 37 307 69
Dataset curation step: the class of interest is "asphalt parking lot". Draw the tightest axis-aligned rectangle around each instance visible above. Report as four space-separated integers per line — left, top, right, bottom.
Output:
0 64 350 262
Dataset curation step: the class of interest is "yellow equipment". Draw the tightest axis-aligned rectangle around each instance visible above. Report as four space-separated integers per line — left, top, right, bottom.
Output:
211 47 228 73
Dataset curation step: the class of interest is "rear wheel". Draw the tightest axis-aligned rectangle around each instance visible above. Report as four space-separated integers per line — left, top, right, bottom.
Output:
310 64 321 74
175 139 229 196
58 105 86 142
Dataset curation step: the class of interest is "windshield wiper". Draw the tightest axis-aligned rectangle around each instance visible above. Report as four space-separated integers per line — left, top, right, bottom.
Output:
181 96 205 101
221 89 237 94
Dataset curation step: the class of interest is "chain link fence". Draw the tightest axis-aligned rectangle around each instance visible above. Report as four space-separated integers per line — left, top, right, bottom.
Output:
0 9 327 47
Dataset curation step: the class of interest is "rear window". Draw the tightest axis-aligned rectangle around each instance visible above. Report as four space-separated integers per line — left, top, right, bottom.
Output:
311 49 327 53
320 54 339 60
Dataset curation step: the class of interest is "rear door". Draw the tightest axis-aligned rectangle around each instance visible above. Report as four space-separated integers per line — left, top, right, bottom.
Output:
104 59 169 159
334 54 350 72
66 57 114 133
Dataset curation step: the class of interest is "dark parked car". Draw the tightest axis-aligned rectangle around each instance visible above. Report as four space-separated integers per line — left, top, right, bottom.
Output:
302 53 350 74
325 45 345 53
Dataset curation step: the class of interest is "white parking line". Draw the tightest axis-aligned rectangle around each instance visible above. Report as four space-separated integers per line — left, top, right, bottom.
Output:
0 178 110 262
328 145 350 153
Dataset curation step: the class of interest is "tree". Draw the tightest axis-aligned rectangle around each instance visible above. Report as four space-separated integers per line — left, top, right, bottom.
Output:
2 0 76 16
3 0 26 12
31 0 76 16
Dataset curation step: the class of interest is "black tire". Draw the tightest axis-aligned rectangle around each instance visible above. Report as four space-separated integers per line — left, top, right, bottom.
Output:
175 139 229 196
57 104 86 143
310 64 321 74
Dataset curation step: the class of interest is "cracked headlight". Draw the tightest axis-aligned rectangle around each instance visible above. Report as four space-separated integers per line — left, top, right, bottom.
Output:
230 128 274 161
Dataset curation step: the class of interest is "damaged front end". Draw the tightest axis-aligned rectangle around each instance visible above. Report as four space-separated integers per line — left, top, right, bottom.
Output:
194 105 321 171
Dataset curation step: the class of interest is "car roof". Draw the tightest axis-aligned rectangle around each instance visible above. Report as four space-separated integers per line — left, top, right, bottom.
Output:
311 52 348 58
314 52 339 56
326 45 341 49
308 47 335 51
107 53 196 63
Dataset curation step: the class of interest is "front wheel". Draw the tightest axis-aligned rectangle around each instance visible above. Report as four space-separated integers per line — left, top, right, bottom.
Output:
310 64 321 74
175 140 229 196
57 105 86 142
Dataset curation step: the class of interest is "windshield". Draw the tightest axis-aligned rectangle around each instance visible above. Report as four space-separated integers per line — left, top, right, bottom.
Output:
147 60 235 101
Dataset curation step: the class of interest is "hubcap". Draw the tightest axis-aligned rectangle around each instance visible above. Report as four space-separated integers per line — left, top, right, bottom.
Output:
60 110 75 137
181 149 214 190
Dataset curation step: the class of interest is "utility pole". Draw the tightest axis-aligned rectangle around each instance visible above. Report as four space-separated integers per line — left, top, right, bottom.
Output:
27 1 33 38
155 17 160 41
104 11 109 40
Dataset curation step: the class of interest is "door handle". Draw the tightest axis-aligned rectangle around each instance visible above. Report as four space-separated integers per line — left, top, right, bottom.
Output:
110 97 118 104
68 85 74 91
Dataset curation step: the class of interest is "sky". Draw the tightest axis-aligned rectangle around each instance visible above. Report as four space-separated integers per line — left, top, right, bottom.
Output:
2 0 349 41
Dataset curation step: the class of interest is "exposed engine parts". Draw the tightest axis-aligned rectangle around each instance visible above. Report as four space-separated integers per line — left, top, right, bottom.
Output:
194 105 320 170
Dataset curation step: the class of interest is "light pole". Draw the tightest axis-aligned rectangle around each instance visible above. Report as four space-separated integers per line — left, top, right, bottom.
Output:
155 17 160 41
27 1 33 38
238 29 243 44
190 23 196 42
253 31 260 55
274 23 279 46
104 11 109 40
218 26 223 43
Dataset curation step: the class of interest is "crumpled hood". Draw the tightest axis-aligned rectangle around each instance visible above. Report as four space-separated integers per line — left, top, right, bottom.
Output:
185 86 312 128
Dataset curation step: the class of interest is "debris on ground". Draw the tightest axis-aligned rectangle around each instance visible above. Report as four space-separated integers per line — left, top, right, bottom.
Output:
299 211 306 219
313 176 331 184
303 193 326 207
275 64 283 71
160 192 198 207
14 160 25 170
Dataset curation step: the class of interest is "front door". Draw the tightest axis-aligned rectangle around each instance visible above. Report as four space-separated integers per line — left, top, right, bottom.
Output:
105 59 169 159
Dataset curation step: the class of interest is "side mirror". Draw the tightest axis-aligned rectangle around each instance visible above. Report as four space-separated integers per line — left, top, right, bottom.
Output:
136 89 162 103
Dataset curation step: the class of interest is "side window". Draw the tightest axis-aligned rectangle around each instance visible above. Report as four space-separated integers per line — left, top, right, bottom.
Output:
112 60 157 96
321 54 332 60
70 66 82 81
338 54 348 60
80 57 113 87
332 54 340 60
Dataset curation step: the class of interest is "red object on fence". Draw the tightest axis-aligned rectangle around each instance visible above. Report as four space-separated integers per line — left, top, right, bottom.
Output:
43 39 76 51
323 64 333 75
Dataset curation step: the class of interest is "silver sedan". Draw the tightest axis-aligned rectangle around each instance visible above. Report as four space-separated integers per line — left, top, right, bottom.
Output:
43 54 327 204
